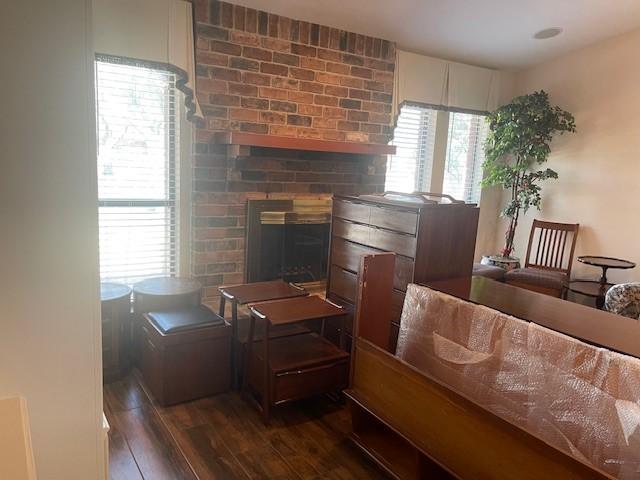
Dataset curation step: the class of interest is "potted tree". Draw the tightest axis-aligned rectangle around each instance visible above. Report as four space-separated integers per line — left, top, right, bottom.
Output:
481 90 576 269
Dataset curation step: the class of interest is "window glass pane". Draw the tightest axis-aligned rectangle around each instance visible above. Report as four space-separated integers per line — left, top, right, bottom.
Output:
98 206 175 283
442 112 488 203
385 105 437 193
95 58 178 284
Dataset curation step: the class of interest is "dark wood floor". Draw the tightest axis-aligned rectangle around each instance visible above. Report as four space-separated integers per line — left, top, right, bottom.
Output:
104 371 386 479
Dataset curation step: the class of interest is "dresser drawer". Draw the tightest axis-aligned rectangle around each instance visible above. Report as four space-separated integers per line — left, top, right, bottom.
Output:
389 323 400 353
391 289 405 324
333 199 372 225
369 205 418 235
331 237 414 291
393 257 414 292
332 218 416 258
272 356 349 404
331 237 377 272
334 199 418 235
329 265 358 302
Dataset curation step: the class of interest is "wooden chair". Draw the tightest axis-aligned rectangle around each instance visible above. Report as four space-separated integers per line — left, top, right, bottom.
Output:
504 220 579 297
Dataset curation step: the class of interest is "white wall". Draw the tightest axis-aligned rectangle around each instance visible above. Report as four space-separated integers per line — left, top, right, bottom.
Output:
475 72 516 260
490 28 640 283
0 1 105 479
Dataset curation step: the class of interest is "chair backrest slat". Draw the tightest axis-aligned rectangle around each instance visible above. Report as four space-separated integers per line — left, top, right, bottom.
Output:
548 229 557 268
525 220 579 277
557 230 567 269
535 228 544 265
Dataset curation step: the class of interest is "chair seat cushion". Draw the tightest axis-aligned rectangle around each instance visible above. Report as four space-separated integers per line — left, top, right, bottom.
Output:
504 268 567 290
147 305 225 334
472 263 506 281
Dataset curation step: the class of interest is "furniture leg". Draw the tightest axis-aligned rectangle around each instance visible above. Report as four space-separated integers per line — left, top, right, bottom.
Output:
339 315 345 351
599 266 609 288
242 314 255 396
218 294 226 317
262 318 270 423
597 266 609 309
231 300 239 389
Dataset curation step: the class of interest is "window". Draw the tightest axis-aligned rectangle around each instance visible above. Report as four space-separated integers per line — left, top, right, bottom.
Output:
95 57 179 284
443 112 489 203
385 105 437 193
385 106 489 203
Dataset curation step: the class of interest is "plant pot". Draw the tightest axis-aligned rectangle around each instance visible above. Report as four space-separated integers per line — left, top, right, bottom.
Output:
481 255 521 271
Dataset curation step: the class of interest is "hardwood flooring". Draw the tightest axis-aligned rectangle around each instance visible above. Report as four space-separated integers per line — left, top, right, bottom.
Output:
104 371 385 479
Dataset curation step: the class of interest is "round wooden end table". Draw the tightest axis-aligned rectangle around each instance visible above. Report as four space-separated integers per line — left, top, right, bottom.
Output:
132 276 202 314
569 256 636 309
100 282 132 382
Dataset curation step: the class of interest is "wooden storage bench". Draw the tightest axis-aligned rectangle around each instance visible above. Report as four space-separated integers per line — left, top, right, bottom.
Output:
141 305 231 406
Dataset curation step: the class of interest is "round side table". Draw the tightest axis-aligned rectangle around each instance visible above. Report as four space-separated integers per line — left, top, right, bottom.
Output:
132 276 202 314
101 282 132 382
565 280 615 309
572 256 636 309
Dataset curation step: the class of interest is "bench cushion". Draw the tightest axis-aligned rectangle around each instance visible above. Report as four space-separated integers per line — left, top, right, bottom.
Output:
504 267 567 290
147 305 224 334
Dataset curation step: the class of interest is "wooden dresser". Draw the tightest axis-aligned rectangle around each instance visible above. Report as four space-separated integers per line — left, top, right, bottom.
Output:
326 192 479 351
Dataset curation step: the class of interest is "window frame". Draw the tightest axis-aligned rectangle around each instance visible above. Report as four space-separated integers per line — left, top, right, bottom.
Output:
386 101 489 204
95 54 190 284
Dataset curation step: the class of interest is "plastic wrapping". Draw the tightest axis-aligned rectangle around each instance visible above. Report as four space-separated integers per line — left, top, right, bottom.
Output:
396 284 640 479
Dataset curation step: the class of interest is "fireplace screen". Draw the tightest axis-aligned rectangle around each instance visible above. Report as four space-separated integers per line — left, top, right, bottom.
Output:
246 200 331 285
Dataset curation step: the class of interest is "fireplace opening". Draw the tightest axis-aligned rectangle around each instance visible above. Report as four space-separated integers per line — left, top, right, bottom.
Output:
260 222 329 283
246 199 331 287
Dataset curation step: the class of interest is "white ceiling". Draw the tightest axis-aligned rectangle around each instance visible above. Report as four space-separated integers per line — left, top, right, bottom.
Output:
228 0 640 70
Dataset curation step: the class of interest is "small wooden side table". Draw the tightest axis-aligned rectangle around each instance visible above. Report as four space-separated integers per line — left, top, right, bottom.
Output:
574 256 636 309
100 282 132 382
218 280 309 388
243 295 349 422
132 277 202 313
566 280 615 309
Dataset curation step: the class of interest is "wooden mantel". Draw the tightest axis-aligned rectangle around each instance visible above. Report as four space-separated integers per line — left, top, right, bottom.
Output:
212 132 396 157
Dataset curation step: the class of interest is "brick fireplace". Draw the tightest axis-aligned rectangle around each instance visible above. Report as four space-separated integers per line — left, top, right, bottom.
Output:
191 0 397 300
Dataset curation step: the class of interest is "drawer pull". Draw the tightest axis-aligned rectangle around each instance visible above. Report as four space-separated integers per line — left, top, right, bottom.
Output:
325 299 343 309
250 307 267 320
276 362 346 377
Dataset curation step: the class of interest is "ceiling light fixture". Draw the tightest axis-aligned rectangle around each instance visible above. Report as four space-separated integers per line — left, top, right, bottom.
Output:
533 27 563 40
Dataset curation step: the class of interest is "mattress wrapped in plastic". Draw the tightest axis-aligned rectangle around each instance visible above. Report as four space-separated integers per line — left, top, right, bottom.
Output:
396 284 640 479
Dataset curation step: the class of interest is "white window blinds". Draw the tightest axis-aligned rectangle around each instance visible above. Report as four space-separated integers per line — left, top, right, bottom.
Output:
96 57 179 284
385 105 437 193
442 112 489 204
385 106 488 203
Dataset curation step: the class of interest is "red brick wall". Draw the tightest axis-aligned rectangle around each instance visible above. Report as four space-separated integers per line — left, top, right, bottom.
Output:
193 0 396 144
191 0 395 300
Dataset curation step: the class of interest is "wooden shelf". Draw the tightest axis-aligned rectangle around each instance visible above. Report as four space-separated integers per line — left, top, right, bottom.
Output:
212 131 396 156
347 392 453 479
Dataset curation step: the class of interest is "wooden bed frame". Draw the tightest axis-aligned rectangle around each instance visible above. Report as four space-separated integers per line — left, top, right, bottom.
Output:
344 253 639 479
